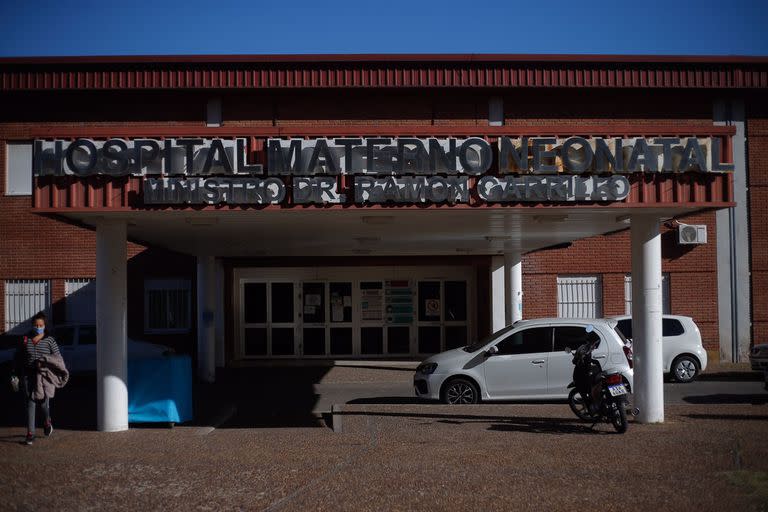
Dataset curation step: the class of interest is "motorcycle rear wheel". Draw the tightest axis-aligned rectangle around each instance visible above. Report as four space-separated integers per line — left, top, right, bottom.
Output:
610 402 628 433
568 388 598 421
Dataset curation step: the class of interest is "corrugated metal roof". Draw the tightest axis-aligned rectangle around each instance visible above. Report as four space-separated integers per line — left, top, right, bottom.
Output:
2 54 767 91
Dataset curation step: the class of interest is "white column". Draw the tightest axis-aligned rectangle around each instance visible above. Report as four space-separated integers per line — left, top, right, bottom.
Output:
631 215 664 424
504 252 523 324
96 220 128 432
197 255 216 383
490 256 506 332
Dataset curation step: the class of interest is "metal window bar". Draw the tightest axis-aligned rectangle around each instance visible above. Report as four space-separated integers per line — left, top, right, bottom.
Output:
4 279 51 333
557 276 602 318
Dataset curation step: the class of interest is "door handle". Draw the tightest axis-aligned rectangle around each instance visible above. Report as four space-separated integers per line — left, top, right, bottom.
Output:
531 359 545 364
594 355 606 359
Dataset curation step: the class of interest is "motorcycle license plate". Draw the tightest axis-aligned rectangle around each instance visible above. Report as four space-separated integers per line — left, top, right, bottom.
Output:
608 384 627 397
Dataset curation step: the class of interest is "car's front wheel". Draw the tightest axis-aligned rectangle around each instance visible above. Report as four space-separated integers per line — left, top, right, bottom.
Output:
671 355 700 383
441 378 480 405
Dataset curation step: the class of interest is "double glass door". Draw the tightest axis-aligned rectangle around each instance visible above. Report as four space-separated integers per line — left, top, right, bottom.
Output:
239 273 471 358
242 280 356 357
242 281 297 356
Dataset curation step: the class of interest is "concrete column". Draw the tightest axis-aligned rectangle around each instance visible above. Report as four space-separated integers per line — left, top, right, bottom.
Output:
631 215 664 424
197 255 216 383
490 256 506 332
504 252 523 324
96 220 128 432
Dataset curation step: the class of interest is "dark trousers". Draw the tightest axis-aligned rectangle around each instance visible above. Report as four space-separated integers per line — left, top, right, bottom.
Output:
23 375 50 434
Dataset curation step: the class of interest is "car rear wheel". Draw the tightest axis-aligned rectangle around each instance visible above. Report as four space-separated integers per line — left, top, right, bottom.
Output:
441 378 479 405
671 355 700 383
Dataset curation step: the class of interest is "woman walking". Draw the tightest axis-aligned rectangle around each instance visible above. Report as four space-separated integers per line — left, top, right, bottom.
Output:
13 311 66 445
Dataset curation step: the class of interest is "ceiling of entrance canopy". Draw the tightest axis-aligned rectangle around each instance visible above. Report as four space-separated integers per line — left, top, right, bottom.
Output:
61 207 698 257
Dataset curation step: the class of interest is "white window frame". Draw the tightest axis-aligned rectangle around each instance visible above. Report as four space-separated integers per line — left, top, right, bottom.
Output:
5 142 33 196
4 279 51 333
144 278 192 334
556 275 603 318
625 273 671 315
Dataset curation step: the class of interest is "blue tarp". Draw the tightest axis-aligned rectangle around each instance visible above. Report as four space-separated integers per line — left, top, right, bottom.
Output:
128 355 192 424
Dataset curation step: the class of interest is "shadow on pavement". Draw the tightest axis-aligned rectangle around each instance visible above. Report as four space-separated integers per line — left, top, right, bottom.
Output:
683 413 768 421
0 366 335 430
347 396 425 405
697 372 764 382
0 375 97 431
214 367 331 428
332 364 416 372
683 394 768 405
335 409 608 434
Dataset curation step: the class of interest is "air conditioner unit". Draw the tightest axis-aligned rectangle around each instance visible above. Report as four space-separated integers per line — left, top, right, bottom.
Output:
678 223 707 245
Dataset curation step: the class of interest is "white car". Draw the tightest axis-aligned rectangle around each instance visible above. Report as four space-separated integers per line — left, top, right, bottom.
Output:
414 318 634 404
0 324 174 375
612 315 708 383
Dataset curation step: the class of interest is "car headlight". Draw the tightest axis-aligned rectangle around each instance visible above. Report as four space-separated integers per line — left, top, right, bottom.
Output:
417 362 438 375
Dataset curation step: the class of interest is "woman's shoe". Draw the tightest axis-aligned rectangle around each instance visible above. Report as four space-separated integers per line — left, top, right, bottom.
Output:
44 422 53 437
24 432 34 445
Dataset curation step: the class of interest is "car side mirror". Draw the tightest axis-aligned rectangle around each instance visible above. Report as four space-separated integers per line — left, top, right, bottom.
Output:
485 345 499 357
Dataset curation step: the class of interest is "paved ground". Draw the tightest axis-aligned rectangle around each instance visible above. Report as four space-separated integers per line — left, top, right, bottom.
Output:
1 362 766 511
1 403 767 511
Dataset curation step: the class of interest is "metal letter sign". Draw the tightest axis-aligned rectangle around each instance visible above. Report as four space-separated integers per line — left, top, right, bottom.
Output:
33 136 732 206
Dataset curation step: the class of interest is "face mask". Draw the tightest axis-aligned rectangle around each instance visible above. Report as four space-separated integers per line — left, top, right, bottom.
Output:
34 327 44 335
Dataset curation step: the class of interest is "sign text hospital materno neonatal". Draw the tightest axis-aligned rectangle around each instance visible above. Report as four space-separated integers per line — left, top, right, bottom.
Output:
32 136 734 205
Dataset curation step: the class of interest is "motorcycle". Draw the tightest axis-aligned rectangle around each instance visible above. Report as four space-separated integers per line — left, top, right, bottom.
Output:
566 326 638 433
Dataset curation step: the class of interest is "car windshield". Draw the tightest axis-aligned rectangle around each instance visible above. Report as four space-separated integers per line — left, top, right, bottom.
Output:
464 323 517 353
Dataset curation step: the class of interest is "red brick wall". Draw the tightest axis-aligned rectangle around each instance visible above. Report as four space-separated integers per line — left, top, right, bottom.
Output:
0 86 732 356
522 212 720 351
0 139 195 351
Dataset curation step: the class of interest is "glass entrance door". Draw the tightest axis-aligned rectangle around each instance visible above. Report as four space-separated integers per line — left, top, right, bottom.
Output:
242 281 298 357
300 281 354 357
416 280 468 354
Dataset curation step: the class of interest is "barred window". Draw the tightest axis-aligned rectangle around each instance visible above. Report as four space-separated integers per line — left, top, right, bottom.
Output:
556 276 602 318
144 279 191 333
4 279 51 333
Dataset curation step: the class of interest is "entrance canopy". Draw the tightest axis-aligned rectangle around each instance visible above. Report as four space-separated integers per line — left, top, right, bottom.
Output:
53 206 705 257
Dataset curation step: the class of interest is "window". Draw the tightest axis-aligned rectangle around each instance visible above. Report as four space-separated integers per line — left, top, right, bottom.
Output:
557 276 602 318
144 279 191 333
625 273 671 315
616 319 632 340
4 279 51 333
65 279 96 324
554 326 596 352
495 327 552 355
5 142 33 196
662 318 685 337
615 318 685 340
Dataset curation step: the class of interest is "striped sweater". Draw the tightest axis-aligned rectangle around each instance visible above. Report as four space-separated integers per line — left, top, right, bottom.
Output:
17 333 60 371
